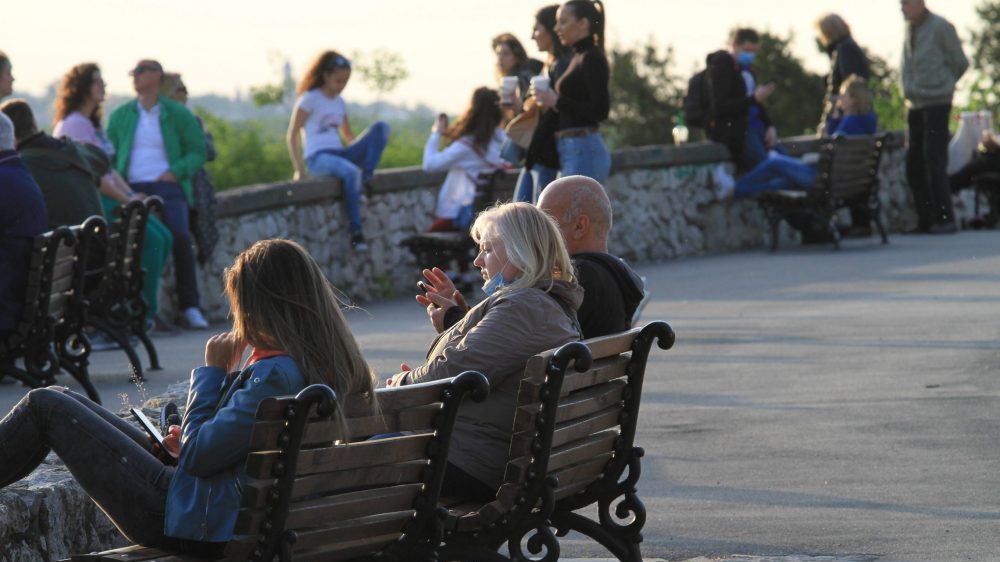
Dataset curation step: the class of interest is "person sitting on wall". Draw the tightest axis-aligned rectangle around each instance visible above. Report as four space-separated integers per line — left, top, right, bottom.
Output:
418 175 644 339
1 99 107 230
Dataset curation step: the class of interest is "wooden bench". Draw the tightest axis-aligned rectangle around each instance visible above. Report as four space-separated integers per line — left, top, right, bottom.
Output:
65 370 491 562
84 197 163 382
438 321 675 562
401 170 505 286
758 134 890 250
0 216 106 403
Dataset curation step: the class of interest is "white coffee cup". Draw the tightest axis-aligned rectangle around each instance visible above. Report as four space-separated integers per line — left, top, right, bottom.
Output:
531 75 550 92
500 76 519 105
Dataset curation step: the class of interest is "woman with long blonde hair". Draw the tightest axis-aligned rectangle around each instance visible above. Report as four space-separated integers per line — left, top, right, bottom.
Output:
0 239 376 553
391 202 582 500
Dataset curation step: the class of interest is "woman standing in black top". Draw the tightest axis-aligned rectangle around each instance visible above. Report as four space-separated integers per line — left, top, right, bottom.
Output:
514 4 575 202
534 0 611 183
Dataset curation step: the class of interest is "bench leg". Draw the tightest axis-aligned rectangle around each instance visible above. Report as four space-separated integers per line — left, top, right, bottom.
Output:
89 319 145 383
770 216 781 252
828 217 841 250
133 329 162 371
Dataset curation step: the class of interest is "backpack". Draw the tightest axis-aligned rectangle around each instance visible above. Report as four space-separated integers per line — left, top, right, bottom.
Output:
683 69 710 128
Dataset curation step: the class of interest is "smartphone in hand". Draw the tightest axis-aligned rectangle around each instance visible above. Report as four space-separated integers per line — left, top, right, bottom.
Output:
131 407 166 449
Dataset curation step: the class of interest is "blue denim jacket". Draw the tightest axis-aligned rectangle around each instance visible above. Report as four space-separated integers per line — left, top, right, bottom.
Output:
164 355 306 542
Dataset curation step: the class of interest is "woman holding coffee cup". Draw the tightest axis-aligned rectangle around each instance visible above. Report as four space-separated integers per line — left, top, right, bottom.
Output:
492 33 543 109
534 0 611 183
514 4 575 203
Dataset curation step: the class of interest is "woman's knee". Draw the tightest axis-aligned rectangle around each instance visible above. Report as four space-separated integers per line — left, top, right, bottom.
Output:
370 120 391 139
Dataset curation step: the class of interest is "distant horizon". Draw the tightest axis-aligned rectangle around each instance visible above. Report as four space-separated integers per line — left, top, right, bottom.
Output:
4 1 980 114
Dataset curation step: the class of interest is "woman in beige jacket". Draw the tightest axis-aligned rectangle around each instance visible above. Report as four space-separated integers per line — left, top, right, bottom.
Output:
390 202 582 499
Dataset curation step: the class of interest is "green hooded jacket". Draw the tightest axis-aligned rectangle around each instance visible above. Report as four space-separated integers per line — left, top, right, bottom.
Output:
106 95 206 204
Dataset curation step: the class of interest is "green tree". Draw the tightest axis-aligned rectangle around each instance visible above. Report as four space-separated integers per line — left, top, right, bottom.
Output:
353 49 409 116
867 52 907 132
195 109 292 191
751 31 827 136
605 38 684 148
970 0 1000 88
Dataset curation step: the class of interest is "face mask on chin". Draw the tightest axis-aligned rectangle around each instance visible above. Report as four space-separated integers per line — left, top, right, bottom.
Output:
482 271 506 296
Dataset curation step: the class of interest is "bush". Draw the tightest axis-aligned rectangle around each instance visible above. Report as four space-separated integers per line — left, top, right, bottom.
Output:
196 109 291 191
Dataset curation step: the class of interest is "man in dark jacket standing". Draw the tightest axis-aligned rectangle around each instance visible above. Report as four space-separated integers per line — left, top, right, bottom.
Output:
1 100 107 229
705 28 777 172
900 0 969 234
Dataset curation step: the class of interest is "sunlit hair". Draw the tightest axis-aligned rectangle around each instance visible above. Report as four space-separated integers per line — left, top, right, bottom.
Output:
471 202 575 292
54 63 102 130
535 4 573 63
297 50 351 96
446 87 502 152
814 13 852 47
0 51 9 74
839 74 872 115
562 0 606 49
224 239 378 429
159 72 184 98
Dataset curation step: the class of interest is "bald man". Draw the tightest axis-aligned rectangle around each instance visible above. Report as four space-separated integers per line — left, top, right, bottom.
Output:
537 176 645 338
416 176 644 338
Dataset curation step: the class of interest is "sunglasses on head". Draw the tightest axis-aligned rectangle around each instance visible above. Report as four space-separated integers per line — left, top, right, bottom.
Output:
329 56 351 71
129 65 160 76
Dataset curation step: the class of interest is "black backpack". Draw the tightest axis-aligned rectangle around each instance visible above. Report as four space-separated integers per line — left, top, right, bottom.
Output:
683 69 710 128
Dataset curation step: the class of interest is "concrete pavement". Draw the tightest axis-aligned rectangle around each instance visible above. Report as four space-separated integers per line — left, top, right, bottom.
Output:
2 230 998 561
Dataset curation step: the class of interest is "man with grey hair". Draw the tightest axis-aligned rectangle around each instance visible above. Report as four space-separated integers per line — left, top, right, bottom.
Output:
416 175 644 338
0 111 48 335
900 0 968 234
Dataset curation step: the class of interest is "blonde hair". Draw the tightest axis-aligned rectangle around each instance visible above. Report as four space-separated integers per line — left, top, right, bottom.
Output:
840 74 872 115
814 13 851 47
225 239 377 428
159 72 184 98
470 202 575 292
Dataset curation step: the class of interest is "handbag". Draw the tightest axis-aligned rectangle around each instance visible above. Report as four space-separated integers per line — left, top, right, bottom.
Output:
500 100 540 165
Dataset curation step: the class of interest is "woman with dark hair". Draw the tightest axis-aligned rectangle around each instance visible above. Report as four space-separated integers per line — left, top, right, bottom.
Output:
534 0 612 183
287 50 390 251
52 62 175 332
493 33 543 106
514 4 575 202
423 87 505 233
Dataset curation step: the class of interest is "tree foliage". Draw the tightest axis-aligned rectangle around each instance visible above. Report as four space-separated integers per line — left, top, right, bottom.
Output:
604 38 683 148
353 49 409 111
867 52 907 132
970 0 1000 88
750 31 826 136
195 109 292 190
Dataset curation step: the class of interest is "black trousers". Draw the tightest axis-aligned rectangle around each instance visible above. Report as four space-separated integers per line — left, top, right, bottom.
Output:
949 151 1000 193
906 104 955 229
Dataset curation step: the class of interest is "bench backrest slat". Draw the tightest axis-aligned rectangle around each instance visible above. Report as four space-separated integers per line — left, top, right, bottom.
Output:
817 135 887 201
231 372 489 562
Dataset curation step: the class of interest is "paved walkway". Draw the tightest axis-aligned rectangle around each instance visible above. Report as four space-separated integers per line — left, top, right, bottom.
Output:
3 231 998 561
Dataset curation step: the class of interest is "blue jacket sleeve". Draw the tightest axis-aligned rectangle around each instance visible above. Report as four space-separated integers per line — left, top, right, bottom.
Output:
178 364 298 478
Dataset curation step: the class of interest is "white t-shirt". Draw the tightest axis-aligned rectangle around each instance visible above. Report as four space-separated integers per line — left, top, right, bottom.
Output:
295 89 347 159
127 103 172 183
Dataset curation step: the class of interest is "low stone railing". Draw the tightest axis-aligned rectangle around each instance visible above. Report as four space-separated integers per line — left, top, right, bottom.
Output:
158 133 928 321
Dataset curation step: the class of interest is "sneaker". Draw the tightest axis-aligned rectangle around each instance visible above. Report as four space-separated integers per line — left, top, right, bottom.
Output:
160 401 180 431
181 307 210 330
351 233 369 251
88 331 118 351
712 166 735 200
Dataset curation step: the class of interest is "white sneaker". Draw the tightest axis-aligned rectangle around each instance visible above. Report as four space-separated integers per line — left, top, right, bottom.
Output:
182 307 210 330
712 166 735 200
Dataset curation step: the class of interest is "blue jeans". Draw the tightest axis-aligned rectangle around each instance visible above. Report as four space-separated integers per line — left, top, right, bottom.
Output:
514 164 558 203
740 128 769 172
306 121 390 235
558 132 611 182
132 181 199 310
734 154 817 198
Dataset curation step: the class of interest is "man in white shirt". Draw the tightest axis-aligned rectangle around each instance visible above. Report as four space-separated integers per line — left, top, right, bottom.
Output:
107 60 209 329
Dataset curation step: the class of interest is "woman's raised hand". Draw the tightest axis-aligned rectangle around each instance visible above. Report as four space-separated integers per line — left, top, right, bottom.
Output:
205 332 248 372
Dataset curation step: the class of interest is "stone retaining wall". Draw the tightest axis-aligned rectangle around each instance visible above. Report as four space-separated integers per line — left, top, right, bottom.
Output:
159 134 937 321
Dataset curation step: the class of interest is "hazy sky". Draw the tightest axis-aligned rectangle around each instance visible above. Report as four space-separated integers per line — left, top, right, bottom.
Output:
3 0 980 112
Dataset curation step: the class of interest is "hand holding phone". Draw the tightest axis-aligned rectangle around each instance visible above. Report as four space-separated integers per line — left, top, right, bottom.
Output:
132 408 178 461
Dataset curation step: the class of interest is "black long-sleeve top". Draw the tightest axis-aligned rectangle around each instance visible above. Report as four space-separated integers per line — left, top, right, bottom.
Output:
826 36 870 98
554 37 610 130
